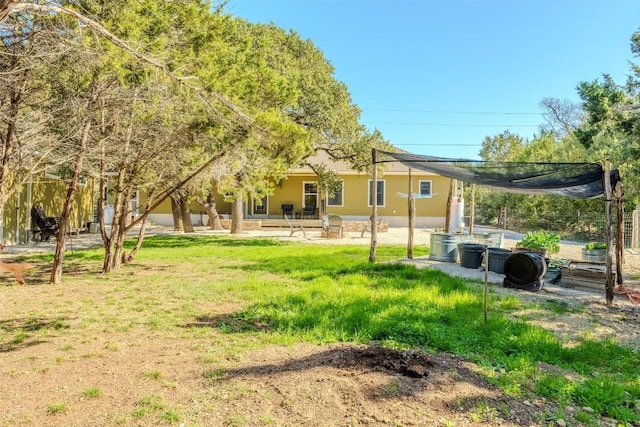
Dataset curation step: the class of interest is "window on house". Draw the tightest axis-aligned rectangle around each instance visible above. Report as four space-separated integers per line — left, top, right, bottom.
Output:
130 190 140 214
303 182 318 208
419 180 432 197
368 180 385 207
327 181 344 207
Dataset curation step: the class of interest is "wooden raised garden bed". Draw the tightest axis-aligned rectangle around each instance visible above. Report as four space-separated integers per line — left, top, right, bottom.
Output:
560 260 609 290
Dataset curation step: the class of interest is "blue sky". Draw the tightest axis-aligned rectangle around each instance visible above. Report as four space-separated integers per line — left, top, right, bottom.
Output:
227 0 640 159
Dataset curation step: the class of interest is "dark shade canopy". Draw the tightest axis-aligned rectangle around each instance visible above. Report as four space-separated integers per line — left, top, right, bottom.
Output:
377 150 619 199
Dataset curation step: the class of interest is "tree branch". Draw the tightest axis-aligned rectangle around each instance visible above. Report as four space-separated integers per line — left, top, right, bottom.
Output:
10 2 254 127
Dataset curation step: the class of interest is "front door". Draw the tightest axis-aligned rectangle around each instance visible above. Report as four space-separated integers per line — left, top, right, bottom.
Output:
252 196 268 217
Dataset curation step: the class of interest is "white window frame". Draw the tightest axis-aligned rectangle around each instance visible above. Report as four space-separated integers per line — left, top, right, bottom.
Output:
418 180 433 198
302 181 318 208
327 180 344 207
368 179 385 207
130 190 140 214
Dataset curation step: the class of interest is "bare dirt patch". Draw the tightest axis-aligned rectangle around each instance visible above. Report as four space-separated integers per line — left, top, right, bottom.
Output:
208 343 547 426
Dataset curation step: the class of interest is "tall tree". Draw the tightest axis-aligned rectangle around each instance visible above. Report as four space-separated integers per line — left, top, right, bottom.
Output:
479 130 524 162
576 73 640 201
539 97 584 139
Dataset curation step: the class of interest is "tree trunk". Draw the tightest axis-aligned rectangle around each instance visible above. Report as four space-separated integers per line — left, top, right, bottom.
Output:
110 190 132 271
230 197 244 234
101 91 138 273
179 194 195 233
50 119 91 284
121 217 149 264
118 191 156 266
170 194 183 232
196 194 224 230
615 181 625 288
126 150 226 229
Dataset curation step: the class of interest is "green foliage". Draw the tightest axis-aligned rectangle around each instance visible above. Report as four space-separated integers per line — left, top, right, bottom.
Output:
515 230 561 254
584 242 606 250
574 34 640 203
479 131 524 161
535 373 575 404
573 376 640 422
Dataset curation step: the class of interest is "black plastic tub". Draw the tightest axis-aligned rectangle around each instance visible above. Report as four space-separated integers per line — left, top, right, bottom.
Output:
486 247 513 274
503 252 547 292
457 243 486 269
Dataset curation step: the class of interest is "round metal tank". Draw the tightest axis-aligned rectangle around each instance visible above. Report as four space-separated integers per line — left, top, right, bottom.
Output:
429 232 466 262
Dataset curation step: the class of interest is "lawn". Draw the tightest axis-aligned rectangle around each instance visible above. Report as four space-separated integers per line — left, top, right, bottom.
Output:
0 234 638 426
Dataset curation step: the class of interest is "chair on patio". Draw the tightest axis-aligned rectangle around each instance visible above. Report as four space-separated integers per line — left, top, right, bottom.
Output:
323 214 343 239
302 204 316 219
31 205 60 242
361 216 383 238
281 204 294 218
284 214 306 238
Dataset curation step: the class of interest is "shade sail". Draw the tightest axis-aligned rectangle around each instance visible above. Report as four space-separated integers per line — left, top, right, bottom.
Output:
377 150 618 199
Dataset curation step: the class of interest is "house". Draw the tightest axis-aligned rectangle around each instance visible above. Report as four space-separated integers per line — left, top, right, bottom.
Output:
256 153 453 228
1 175 95 245
144 151 454 228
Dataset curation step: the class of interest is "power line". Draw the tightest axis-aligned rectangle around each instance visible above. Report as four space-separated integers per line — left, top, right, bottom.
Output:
369 121 539 128
362 107 542 115
395 143 481 146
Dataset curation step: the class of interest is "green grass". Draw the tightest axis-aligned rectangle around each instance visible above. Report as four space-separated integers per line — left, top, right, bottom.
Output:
81 387 103 399
5 234 639 424
46 402 68 414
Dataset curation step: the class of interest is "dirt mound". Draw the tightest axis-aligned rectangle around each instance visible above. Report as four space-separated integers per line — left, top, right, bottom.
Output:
216 343 549 426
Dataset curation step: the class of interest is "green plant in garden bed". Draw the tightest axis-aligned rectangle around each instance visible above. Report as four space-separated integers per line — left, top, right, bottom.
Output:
584 242 606 250
515 230 560 254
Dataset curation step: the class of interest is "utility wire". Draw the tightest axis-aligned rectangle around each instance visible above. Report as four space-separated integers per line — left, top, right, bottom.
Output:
368 121 538 127
362 107 542 115
395 143 480 146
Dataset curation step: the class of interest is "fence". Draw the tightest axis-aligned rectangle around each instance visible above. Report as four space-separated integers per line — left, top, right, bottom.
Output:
474 207 640 248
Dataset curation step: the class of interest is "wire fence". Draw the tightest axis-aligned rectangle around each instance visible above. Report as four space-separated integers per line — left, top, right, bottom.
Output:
474 207 640 248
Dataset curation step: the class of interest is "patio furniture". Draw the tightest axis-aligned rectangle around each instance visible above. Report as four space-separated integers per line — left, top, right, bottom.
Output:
302 204 316 219
281 204 294 218
361 216 383 237
323 214 343 239
31 205 60 242
284 214 306 238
